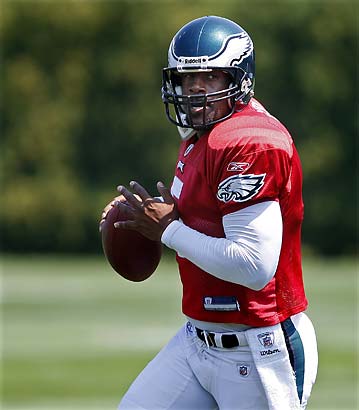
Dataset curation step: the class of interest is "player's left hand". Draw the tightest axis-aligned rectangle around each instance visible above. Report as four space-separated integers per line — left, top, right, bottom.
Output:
114 181 178 241
99 195 124 233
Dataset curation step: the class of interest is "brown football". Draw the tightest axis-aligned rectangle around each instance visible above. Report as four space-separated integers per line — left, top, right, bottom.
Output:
101 201 162 282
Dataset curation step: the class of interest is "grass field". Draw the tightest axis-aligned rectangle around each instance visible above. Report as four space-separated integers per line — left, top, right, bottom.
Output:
1 254 357 410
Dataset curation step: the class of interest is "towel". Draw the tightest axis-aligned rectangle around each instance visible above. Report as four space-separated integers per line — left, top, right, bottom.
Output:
245 324 300 410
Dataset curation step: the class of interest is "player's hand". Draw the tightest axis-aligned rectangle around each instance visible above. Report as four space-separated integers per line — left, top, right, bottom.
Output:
114 181 178 241
99 195 124 233
98 193 143 233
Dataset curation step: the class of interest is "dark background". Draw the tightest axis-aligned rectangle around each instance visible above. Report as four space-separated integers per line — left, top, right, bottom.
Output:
1 0 357 256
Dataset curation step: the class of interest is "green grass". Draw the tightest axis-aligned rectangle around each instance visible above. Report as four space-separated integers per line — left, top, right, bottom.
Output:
1 255 357 409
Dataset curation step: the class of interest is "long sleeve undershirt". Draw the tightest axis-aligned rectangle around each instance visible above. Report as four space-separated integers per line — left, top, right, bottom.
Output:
161 200 282 290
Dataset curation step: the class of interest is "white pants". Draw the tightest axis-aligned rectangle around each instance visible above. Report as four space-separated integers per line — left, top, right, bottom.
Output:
118 312 318 410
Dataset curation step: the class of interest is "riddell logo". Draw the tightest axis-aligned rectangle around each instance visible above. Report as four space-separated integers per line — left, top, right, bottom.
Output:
260 348 280 356
180 57 207 64
183 57 202 64
178 56 208 69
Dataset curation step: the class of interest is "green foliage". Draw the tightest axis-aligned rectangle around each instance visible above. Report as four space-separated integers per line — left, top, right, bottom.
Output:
1 1 357 254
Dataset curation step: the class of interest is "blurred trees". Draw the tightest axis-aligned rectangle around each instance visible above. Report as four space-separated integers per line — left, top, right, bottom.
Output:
1 1 357 255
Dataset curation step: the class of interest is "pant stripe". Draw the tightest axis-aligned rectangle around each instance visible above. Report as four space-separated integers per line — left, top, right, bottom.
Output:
281 317 305 403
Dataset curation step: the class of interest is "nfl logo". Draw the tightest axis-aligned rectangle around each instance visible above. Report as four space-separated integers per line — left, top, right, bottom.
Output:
257 332 274 347
238 365 249 377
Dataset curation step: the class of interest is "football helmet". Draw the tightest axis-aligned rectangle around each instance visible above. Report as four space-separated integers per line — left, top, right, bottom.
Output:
162 16 255 138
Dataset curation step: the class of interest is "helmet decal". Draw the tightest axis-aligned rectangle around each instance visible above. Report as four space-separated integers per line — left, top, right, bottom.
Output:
172 32 253 69
227 33 253 66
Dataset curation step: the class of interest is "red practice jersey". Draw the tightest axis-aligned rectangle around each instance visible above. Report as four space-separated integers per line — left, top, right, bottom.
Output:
171 98 308 327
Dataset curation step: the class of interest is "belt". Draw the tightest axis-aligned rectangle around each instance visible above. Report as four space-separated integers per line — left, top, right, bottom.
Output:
195 327 248 348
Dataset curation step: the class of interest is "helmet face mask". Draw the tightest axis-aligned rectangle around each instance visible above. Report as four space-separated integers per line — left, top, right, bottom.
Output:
162 66 249 130
162 16 255 136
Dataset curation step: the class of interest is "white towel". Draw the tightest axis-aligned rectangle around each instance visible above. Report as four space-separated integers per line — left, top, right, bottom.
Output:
245 324 300 410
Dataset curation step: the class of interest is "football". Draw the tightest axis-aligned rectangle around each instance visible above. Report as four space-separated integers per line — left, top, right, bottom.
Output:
101 199 162 282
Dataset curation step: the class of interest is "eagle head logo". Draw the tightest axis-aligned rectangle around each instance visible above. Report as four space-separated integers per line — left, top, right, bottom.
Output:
217 173 266 203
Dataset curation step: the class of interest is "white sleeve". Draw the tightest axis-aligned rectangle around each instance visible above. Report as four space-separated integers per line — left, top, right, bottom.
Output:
161 200 282 290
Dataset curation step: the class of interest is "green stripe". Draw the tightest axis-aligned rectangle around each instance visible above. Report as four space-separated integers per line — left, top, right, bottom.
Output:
281 318 305 403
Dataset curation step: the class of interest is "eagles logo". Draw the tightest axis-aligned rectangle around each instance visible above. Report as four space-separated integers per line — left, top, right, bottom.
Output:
217 174 266 203
229 32 253 66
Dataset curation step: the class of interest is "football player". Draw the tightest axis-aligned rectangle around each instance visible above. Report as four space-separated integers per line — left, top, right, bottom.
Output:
105 15 318 410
